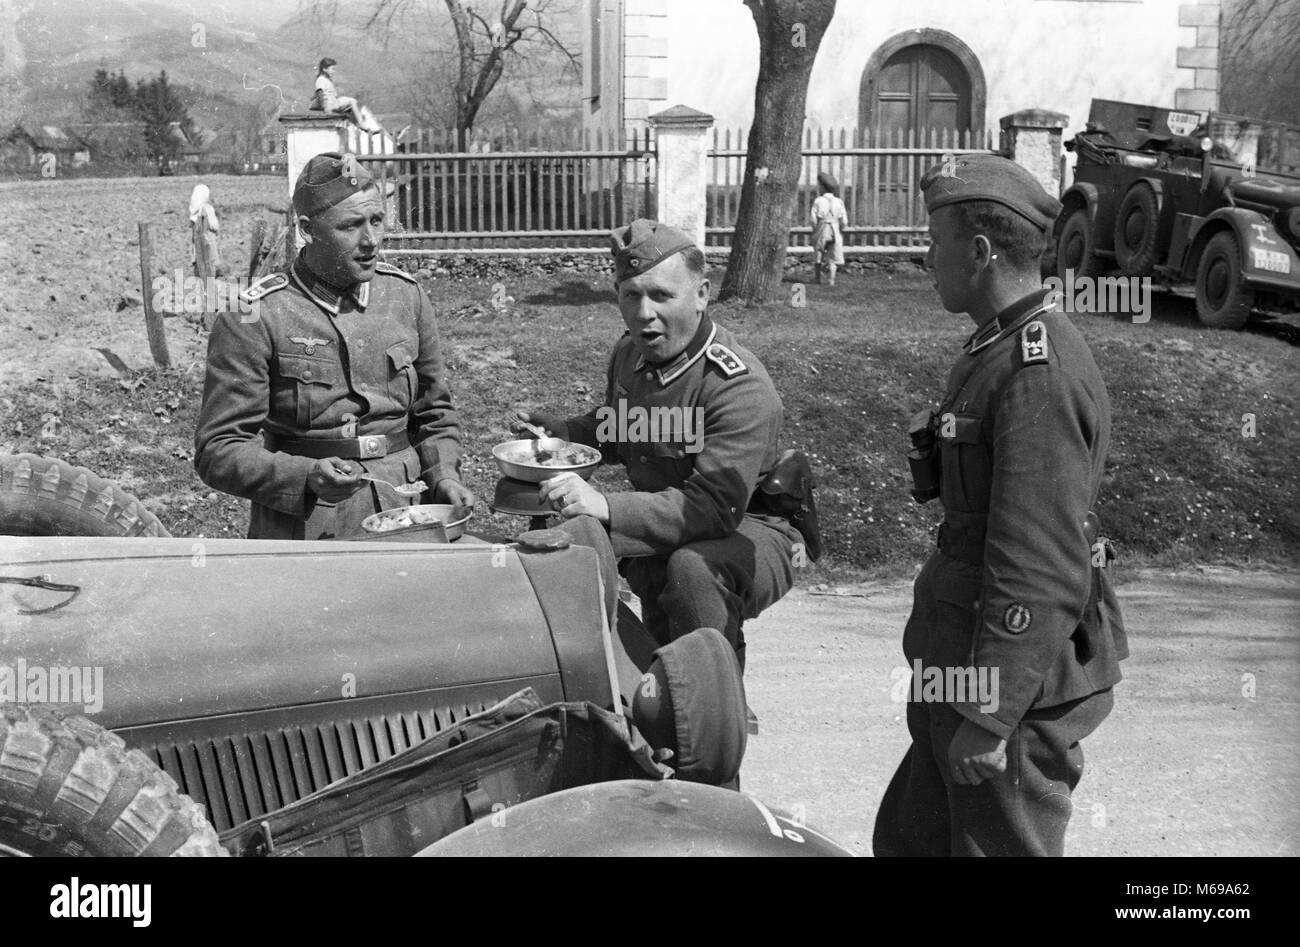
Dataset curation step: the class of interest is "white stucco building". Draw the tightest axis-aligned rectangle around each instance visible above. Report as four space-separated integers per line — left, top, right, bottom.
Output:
583 0 1224 143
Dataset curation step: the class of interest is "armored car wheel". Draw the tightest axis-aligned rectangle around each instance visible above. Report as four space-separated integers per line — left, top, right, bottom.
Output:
1195 231 1254 330
0 453 169 538
0 705 226 856
1057 208 1104 283
1113 183 1161 276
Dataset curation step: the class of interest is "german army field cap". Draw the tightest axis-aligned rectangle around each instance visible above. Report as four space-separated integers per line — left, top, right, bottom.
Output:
611 219 697 282
293 152 375 218
921 153 1062 230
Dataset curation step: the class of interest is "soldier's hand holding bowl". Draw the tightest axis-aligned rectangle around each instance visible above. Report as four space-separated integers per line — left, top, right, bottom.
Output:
540 472 608 524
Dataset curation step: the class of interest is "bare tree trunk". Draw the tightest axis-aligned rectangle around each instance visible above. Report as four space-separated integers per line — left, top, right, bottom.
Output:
719 0 835 304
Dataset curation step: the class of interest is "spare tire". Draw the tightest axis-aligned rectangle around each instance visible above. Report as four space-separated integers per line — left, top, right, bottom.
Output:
0 705 226 856
0 454 169 537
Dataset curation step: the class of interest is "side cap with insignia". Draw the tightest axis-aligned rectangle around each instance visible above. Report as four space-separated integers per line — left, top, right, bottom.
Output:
239 272 289 304
705 342 747 378
1020 321 1049 366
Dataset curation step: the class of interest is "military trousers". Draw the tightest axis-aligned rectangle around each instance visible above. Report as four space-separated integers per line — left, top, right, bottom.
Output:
872 687 1114 857
618 513 800 663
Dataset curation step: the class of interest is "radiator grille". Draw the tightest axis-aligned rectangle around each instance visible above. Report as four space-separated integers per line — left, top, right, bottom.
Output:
148 702 491 832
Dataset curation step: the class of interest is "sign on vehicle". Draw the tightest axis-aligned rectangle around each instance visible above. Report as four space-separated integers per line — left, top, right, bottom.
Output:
1251 248 1292 273
1165 111 1203 137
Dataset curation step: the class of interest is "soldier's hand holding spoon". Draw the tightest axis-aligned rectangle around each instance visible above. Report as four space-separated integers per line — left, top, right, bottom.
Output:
307 457 364 502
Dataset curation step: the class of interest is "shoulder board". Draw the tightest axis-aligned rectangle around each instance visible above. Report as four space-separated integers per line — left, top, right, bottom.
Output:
239 272 288 304
705 341 748 378
375 261 419 283
1020 320 1049 366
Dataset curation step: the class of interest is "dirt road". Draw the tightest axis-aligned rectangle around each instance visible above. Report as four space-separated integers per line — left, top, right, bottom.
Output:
742 568 1300 856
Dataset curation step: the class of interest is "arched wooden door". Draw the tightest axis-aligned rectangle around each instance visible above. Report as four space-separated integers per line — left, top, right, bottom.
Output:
859 37 982 228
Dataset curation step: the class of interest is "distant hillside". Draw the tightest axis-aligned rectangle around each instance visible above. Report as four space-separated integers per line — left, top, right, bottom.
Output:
7 0 581 148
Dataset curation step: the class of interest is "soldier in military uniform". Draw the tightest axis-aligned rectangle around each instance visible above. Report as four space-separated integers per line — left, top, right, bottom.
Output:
872 155 1128 857
195 152 473 539
514 220 803 666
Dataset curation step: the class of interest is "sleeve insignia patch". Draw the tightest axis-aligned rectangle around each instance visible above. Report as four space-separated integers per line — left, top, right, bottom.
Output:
1003 603 1032 634
705 342 747 377
239 272 288 304
1020 321 1049 365
375 261 419 283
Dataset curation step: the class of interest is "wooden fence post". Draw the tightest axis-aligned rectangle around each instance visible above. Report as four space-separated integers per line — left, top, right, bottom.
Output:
137 222 170 368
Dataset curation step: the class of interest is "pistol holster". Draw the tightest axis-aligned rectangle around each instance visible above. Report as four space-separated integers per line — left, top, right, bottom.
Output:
752 449 822 562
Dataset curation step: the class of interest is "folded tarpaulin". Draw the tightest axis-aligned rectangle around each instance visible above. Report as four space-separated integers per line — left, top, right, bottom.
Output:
220 688 671 857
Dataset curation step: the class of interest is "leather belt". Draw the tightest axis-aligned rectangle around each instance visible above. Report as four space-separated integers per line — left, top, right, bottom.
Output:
937 511 1104 566
264 430 410 460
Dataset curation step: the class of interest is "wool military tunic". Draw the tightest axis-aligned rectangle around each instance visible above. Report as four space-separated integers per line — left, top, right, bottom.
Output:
194 259 463 539
565 316 795 559
905 292 1129 739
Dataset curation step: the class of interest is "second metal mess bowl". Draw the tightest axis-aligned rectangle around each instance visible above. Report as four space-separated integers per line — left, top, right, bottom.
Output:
360 503 474 541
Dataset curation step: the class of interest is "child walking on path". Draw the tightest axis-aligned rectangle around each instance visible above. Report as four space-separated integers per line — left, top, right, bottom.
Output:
810 170 848 286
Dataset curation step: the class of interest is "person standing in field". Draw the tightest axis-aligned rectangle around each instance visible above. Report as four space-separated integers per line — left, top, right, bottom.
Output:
311 58 382 134
188 184 224 278
810 170 848 286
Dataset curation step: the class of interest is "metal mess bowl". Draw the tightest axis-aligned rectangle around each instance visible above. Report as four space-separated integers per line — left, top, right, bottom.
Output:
492 439 602 483
360 503 473 541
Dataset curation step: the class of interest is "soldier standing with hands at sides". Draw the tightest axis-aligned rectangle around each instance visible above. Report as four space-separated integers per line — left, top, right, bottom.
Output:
872 154 1127 857
194 152 473 539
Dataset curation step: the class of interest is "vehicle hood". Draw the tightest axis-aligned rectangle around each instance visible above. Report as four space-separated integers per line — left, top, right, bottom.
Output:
0 537 559 730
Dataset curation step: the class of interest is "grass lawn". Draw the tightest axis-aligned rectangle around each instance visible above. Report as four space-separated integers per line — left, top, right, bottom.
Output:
2 258 1296 581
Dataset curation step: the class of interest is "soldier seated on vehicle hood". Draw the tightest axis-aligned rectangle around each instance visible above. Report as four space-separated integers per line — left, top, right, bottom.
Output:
511 219 817 676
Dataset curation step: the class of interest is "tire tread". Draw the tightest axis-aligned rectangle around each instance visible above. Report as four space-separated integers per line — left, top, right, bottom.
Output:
0 705 226 856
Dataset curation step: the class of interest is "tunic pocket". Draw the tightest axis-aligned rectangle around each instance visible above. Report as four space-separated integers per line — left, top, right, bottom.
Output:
277 354 339 428
386 340 416 406
939 412 988 511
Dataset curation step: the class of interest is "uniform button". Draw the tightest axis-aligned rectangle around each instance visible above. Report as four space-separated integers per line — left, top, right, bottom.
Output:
638 455 647 464
645 372 654 381
302 369 313 380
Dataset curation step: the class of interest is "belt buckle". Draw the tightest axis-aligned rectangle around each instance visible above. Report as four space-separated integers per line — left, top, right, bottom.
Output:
357 435 387 459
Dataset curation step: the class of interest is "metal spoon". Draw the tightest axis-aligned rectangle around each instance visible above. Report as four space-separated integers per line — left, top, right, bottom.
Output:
516 419 566 459
359 473 426 496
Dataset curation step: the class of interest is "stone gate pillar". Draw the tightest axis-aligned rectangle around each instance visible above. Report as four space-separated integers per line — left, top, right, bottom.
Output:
648 105 714 248
1000 109 1070 197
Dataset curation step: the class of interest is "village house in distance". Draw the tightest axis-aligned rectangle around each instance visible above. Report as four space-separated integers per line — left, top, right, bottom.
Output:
583 0 1224 143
